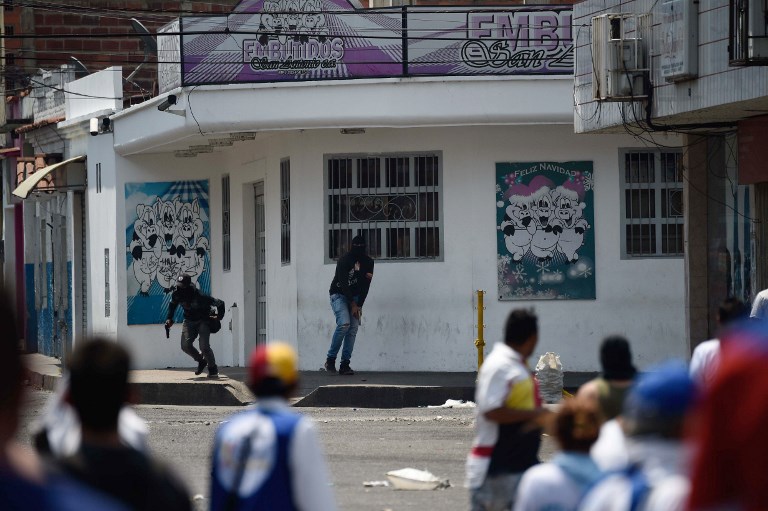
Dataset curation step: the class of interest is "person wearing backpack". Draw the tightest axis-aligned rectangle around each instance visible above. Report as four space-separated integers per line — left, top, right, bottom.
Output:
165 274 225 378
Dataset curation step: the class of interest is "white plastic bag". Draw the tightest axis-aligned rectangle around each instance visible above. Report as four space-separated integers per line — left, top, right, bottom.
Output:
535 352 563 404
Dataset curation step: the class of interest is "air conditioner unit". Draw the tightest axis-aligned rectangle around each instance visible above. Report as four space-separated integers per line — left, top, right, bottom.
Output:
592 14 649 101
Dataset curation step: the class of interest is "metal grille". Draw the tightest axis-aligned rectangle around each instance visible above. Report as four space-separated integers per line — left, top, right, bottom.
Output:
621 149 684 257
104 248 110 317
222 174 231 271
325 152 442 261
79 192 88 335
280 159 290 265
255 185 267 346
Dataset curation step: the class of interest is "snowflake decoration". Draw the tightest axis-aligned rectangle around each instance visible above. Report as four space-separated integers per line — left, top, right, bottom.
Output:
535 259 552 274
513 285 535 297
496 184 502 194
510 264 527 283
577 265 593 278
497 255 511 280
583 173 594 192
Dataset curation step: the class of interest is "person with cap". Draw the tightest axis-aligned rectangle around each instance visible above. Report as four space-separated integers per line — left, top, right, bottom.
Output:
165 274 225 378
576 336 638 422
577 360 698 511
209 342 337 511
324 234 374 376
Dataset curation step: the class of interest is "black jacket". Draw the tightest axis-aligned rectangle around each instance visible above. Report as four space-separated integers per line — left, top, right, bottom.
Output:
329 253 374 307
167 288 225 322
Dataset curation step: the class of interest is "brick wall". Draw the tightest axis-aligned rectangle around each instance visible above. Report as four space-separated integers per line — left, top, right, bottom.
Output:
29 1 240 103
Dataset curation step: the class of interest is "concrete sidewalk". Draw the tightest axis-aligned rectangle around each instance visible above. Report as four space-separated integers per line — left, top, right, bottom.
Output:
25 354 594 408
23 354 479 408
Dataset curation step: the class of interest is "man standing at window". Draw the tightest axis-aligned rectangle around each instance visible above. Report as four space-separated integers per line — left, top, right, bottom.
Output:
165 274 225 378
324 235 374 376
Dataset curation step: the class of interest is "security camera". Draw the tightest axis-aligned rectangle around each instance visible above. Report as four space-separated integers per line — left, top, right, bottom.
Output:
90 117 99 136
157 94 177 112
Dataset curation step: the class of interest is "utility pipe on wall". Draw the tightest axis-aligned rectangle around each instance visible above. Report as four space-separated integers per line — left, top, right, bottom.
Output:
474 290 486 370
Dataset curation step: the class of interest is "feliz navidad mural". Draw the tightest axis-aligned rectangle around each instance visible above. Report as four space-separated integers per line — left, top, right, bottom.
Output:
496 162 595 300
158 0 573 90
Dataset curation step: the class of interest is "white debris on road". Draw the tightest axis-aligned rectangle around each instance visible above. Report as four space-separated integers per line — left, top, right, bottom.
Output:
427 399 476 409
386 468 451 490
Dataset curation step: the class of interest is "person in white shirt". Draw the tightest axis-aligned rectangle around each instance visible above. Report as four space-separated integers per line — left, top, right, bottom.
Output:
749 287 768 320
514 399 602 511
466 308 551 511
209 342 337 511
689 297 748 387
578 360 698 511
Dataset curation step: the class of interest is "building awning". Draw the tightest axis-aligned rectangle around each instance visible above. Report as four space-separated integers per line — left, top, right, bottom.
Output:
12 155 86 199
0 147 21 158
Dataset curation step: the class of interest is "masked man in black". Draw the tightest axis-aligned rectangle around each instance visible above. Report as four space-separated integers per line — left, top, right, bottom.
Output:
324 235 374 376
165 275 225 378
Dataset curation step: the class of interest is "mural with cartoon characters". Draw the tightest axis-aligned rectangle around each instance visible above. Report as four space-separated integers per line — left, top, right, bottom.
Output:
496 162 595 300
125 181 211 324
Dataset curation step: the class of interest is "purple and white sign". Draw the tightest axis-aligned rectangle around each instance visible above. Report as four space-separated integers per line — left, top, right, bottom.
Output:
172 0 573 85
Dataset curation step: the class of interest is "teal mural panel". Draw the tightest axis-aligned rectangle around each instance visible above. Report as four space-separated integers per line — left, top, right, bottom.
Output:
496 161 596 300
125 180 211 325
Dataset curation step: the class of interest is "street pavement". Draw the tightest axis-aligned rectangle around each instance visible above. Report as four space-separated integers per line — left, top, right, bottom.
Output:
17 387 559 511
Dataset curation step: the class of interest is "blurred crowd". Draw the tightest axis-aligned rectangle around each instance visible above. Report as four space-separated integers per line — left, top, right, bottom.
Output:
468 297 768 511
2 284 768 511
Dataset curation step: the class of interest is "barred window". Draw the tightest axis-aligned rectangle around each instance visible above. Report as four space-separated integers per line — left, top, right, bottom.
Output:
620 149 684 258
280 159 291 265
222 174 231 271
325 152 442 261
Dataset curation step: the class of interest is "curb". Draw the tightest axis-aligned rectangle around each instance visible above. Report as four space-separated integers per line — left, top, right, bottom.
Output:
294 385 476 408
136 381 254 406
26 371 61 393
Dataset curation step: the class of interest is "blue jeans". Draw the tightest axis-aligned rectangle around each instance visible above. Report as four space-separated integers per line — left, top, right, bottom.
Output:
327 293 359 362
469 473 523 511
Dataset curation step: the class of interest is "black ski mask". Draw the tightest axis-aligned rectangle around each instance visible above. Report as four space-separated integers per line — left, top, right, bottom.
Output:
350 235 366 259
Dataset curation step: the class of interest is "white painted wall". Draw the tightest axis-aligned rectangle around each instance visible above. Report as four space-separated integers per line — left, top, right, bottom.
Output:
105 123 686 372
286 126 687 372
86 133 120 339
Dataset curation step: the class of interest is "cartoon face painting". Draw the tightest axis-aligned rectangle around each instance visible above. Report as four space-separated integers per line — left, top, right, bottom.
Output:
155 197 177 248
552 185 589 262
500 195 535 261
127 190 209 297
529 187 562 260
174 198 205 249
